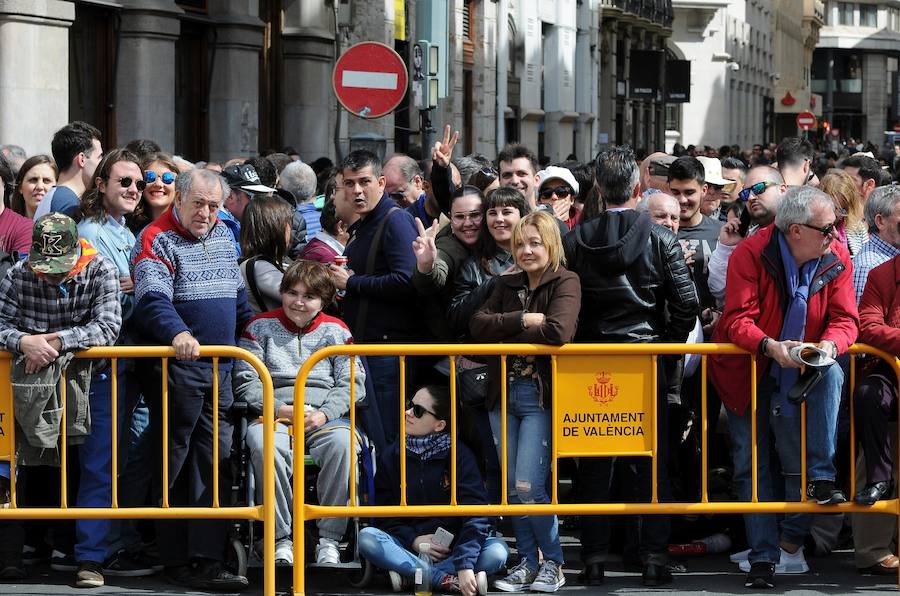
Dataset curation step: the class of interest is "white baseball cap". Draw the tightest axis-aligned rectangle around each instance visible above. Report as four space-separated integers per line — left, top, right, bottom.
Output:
536 166 580 195
697 156 736 187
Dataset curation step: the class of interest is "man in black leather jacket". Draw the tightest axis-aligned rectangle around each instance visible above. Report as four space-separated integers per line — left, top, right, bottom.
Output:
563 146 699 588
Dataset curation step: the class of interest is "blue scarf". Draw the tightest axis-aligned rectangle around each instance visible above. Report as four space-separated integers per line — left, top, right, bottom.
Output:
406 432 451 461
770 230 819 418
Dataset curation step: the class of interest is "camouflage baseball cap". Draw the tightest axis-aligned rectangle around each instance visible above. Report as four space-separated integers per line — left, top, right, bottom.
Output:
29 213 80 274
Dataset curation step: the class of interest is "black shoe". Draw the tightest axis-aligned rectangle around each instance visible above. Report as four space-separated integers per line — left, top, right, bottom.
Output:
806 480 847 505
855 481 892 506
164 564 194 588
745 562 775 589
576 562 604 585
642 562 673 586
190 559 249 592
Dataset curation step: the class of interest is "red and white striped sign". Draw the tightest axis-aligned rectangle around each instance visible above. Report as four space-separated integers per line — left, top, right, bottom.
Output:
332 42 408 119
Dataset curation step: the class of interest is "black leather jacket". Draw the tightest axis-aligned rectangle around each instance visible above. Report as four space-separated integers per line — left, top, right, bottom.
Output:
563 209 698 343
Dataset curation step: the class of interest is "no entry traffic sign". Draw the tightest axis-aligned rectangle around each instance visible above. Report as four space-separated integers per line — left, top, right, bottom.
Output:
332 42 408 119
796 110 817 130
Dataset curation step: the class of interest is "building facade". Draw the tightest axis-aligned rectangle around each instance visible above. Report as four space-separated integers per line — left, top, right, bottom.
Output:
0 0 677 164
812 0 900 145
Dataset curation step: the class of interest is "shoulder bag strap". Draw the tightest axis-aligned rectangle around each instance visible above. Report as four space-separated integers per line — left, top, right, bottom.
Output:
354 206 401 341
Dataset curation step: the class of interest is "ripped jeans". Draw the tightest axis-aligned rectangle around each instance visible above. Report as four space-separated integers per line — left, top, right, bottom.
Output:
489 379 564 566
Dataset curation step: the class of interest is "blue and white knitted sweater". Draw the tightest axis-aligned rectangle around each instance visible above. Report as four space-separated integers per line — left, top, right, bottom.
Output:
130 206 253 367
233 309 366 421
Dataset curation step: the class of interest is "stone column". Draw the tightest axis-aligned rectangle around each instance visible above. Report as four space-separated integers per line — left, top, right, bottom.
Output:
281 1 335 161
206 4 265 163
116 0 182 152
0 0 75 155
543 0 577 161
518 0 542 152
863 53 888 145
597 21 617 147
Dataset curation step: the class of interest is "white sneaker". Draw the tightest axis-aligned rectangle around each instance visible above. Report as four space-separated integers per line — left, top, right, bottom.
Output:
388 569 410 592
274 538 293 566
530 560 565 592
476 570 488 595
730 548 750 564
314 538 341 566
738 546 809 574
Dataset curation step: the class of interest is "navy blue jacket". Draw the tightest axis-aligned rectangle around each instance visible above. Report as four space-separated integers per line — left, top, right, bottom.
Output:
343 194 420 341
375 438 493 571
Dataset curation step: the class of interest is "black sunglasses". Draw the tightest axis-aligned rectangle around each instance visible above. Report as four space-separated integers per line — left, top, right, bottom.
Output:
115 176 146 191
539 186 573 200
145 171 176 185
406 400 438 419
737 181 776 202
799 221 837 237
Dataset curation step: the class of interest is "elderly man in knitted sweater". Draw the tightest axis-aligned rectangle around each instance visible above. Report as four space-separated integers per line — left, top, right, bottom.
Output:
131 168 253 591
233 260 366 566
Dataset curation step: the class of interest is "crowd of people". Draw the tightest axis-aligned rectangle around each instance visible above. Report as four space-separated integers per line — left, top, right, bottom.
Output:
0 120 897 595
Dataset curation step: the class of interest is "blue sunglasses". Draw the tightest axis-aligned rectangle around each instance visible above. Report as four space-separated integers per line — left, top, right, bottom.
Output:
144 171 176 185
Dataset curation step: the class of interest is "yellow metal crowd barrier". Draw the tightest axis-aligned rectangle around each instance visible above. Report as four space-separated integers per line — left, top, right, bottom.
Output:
291 342 900 596
0 346 277 596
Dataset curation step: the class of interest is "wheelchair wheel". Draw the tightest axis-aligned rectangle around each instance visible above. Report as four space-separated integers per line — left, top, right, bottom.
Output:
228 537 249 578
347 555 375 588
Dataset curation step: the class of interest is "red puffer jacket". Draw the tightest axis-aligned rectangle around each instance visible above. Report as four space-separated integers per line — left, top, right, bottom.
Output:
709 224 859 415
858 255 900 356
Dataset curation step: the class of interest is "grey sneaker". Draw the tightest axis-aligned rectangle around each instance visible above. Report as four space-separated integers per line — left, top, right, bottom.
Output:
530 560 565 592
494 560 537 592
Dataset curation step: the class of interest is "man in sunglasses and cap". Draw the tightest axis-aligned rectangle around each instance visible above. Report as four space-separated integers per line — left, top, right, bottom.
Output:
709 186 858 589
536 166 580 229
708 166 788 306
0 213 121 586
218 163 276 256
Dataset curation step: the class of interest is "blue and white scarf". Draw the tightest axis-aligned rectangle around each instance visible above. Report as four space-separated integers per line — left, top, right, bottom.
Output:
770 229 820 418
406 432 451 461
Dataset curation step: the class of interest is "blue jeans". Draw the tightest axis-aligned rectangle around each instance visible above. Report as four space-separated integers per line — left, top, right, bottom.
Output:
488 379 564 566
357 527 508 582
726 365 843 564
75 367 131 564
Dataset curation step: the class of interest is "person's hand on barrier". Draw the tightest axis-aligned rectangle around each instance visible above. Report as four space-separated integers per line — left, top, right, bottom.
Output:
328 263 353 290
412 217 439 273
432 125 459 168
522 312 545 329
304 410 327 433
172 331 201 361
119 276 134 294
457 568 477 596
20 333 60 374
765 339 802 369
414 534 450 561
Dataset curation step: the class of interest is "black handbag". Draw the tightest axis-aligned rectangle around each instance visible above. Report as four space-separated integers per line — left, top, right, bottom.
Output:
457 365 489 407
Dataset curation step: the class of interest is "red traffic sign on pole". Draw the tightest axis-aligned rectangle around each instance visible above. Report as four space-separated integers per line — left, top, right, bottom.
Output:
796 111 817 130
332 42 408 119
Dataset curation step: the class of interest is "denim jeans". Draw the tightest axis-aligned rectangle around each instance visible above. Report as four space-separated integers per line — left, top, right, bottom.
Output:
75 367 131 563
726 364 842 565
357 527 508 583
488 379 564 566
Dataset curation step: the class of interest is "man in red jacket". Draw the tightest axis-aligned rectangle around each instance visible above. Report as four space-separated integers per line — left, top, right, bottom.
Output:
851 255 900 574
854 256 900 504
710 186 859 589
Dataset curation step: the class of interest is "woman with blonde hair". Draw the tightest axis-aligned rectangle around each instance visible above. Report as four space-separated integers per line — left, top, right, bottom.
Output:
818 169 869 256
470 210 581 593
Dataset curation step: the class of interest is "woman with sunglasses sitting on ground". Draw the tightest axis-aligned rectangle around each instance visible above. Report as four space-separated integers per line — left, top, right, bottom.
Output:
469 211 580 593
358 384 508 596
